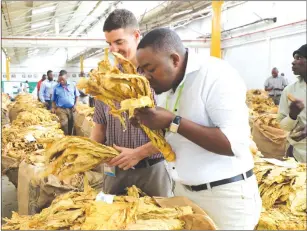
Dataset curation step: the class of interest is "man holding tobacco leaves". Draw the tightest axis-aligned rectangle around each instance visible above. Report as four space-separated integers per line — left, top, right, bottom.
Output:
132 28 262 230
278 44 307 162
90 9 172 197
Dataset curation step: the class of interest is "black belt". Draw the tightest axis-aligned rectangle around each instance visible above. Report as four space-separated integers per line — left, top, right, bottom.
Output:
184 169 254 192
134 158 164 169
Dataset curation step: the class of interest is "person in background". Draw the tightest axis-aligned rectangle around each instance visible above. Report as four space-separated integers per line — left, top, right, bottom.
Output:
91 9 172 197
134 28 261 229
24 80 29 93
17 82 24 94
37 74 47 101
52 70 79 135
264 67 287 105
89 69 95 107
39 70 56 110
278 44 307 162
78 71 89 104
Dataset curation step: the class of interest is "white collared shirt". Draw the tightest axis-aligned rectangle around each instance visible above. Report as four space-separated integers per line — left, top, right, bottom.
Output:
159 53 254 186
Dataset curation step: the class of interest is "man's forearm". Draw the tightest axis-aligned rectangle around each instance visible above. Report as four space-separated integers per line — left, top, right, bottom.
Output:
90 123 106 144
52 101 57 109
178 118 234 156
74 96 78 106
135 142 159 160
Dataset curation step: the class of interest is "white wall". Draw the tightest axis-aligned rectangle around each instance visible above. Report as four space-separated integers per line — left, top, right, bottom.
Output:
174 1 307 89
1 50 6 75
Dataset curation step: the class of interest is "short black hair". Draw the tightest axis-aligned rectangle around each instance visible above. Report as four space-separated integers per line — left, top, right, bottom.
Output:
59 70 67 76
137 28 185 55
42 74 47 77
103 9 138 32
47 70 52 75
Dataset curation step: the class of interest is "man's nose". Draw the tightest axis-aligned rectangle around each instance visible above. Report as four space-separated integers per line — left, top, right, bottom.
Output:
292 60 296 66
109 44 119 53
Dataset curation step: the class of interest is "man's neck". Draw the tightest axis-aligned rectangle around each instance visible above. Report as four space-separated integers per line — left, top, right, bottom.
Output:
172 51 188 92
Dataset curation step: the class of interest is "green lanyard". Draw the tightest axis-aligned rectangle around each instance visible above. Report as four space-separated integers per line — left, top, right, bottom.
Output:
165 83 185 113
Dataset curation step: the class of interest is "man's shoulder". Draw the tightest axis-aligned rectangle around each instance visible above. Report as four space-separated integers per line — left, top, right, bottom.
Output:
284 79 300 92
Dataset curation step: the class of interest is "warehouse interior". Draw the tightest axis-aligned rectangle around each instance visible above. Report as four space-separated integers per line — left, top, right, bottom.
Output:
1 1 307 230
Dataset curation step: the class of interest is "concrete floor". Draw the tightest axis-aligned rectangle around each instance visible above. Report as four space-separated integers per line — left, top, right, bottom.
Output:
1 175 18 219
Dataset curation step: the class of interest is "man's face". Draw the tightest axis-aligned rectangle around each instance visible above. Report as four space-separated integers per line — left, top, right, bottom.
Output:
105 28 140 62
48 72 53 81
42 75 47 81
292 54 307 77
136 47 180 94
272 69 278 78
58 75 67 86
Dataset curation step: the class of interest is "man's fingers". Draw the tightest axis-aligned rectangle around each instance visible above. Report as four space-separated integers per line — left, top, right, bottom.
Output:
108 155 122 165
113 144 123 152
110 156 127 167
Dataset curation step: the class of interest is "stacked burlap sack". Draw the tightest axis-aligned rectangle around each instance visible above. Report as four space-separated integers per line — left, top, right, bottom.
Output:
2 93 11 125
246 89 278 130
74 103 95 137
252 114 288 160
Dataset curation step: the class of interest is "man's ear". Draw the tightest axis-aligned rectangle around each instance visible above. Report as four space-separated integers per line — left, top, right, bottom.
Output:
134 29 141 41
170 53 180 67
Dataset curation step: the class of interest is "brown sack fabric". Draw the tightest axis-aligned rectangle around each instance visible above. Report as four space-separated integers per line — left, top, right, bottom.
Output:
18 161 104 215
252 115 288 160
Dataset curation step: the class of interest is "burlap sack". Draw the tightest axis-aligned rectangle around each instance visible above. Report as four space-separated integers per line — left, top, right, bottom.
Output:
5 168 19 188
74 111 86 136
1 156 19 174
81 117 94 137
8 107 23 122
75 112 86 128
18 161 104 215
2 108 10 125
252 117 288 160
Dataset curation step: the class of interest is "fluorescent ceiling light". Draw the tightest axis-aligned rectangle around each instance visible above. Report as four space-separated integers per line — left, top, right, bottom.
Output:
31 21 50 29
32 5 56 15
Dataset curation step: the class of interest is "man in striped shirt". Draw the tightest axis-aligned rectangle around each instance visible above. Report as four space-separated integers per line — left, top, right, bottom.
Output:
91 9 172 197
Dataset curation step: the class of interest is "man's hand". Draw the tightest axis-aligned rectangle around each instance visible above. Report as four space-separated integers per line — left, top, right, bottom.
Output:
265 87 273 91
44 102 49 107
134 107 175 130
51 107 56 114
72 106 76 112
290 125 307 142
129 116 140 128
289 99 305 120
107 145 143 170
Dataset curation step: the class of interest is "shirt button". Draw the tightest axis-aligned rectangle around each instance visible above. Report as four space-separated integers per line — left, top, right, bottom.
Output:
172 167 175 170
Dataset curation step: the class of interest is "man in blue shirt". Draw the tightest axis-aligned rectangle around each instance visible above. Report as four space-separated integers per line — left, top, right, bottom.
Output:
39 70 56 110
52 70 80 135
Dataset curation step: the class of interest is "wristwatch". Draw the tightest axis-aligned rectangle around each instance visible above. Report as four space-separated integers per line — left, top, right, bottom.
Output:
169 116 182 133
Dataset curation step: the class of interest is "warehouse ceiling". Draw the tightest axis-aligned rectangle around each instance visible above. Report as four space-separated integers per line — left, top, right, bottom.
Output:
1 1 239 64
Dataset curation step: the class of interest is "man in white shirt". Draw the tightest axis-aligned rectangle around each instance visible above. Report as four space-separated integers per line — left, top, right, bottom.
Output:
23 80 29 93
264 67 287 105
278 44 306 162
39 70 56 110
133 28 261 230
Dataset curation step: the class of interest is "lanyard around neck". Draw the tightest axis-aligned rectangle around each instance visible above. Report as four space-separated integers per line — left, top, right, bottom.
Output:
165 83 185 113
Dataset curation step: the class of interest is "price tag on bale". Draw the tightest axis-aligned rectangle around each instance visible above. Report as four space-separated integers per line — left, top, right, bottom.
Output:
25 133 36 142
262 158 298 169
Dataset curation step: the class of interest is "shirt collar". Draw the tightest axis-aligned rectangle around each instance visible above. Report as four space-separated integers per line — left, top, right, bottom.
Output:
178 48 202 88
